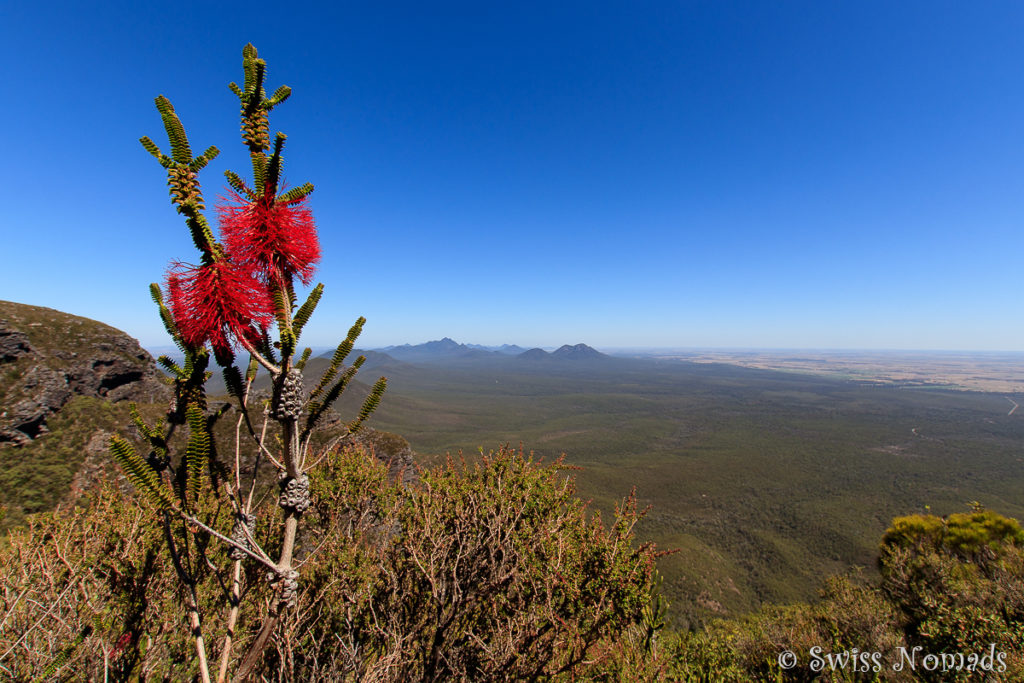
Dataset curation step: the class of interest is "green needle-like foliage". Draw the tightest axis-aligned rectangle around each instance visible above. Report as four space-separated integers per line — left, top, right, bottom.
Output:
311 317 364 401
270 287 289 327
224 169 256 200
34 628 88 682
296 347 312 371
157 355 186 379
230 44 307 197
267 84 291 107
155 95 192 164
277 182 314 205
140 99 224 259
150 283 183 349
223 364 246 401
245 355 259 384
251 151 267 193
292 284 323 339
184 403 210 507
258 326 278 366
304 357 366 439
266 133 287 196
351 377 388 433
166 347 210 426
190 146 219 172
281 331 297 361
139 136 166 163
109 436 174 511
130 404 168 459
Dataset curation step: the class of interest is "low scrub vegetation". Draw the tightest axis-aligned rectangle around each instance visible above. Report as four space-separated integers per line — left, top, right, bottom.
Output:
0 444 664 680
663 507 1024 681
3 449 1021 681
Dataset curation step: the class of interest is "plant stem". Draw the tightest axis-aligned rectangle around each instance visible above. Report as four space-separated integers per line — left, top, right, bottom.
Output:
189 586 212 683
216 561 242 683
232 414 302 681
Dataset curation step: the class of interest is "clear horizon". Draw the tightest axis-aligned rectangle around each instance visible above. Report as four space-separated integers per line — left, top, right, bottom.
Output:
3 3 1023 352
140 337 1024 357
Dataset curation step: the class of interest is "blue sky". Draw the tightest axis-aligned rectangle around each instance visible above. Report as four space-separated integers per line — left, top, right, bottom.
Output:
3 2 1023 351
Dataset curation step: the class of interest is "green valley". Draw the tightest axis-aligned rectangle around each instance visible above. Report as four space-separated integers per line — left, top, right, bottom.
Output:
321 348 1024 627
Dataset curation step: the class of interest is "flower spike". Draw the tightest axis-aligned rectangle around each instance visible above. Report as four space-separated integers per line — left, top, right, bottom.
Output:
217 188 321 286
166 257 274 354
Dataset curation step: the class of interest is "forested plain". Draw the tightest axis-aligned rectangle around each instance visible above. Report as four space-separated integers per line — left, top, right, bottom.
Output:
321 350 1024 628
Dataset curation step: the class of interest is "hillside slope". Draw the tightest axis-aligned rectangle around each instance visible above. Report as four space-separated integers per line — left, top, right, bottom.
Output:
0 300 169 445
0 301 418 531
0 301 172 528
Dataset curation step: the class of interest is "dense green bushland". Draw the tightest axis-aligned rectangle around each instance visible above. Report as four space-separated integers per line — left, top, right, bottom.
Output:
336 354 1024 626
663 507 1024 681
0 443 664 680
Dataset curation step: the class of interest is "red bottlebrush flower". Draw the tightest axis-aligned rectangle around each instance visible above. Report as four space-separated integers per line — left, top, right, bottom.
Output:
218 189 321 286
167 257 274 353
111 632 133 659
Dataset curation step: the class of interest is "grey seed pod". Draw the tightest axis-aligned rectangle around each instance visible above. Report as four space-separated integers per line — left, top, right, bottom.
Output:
279 569 300 607
278 473 311 513
271 368 305 420
265 568 301 607
228 512 256 560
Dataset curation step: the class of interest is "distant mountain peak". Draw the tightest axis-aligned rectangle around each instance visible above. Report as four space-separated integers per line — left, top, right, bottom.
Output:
378 337 489 362
425 337 461 349
376 339 606 363
551 343 607 360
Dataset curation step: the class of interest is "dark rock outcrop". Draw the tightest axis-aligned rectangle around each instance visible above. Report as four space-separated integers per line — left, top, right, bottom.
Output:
0 324 32 362
0 302 170 446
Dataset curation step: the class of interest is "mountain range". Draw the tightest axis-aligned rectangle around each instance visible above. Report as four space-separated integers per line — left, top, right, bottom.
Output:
364 338 609 364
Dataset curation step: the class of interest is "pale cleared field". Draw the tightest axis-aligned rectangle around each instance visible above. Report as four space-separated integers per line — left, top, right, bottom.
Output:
645 350 1024 394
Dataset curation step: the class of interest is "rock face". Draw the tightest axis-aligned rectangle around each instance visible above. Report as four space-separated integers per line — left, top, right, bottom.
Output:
349 428 419 485
0 326 32 362
0 301 170 446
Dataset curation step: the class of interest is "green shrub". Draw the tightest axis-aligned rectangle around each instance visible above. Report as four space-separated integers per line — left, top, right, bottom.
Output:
881 509 1024 561
879 509 1024 678
666 582 905 683
662 508 1024 682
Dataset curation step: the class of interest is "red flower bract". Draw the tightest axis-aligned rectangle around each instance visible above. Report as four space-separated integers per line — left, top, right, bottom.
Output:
218 190 321 286
167 258 274 353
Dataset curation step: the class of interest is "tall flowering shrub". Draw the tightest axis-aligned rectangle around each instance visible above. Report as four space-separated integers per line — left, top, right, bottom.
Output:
109 44 386 682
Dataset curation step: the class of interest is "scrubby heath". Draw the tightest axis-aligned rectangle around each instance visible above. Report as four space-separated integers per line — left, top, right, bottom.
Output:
3 457 1022 680
0 445 665 680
